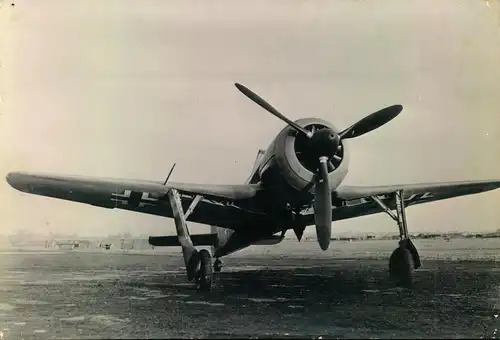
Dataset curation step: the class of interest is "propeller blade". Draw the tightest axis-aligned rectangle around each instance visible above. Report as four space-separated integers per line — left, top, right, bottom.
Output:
314 156 333 251
235 83 312 138
339 104 403 140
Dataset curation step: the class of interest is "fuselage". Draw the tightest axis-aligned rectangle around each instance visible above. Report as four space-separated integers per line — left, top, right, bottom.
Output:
212 118 351 257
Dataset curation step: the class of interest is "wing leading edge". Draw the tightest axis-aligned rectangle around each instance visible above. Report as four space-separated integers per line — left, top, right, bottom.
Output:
6 171 260 201
334 180 500 201
6 171 265 229
303 179 500 225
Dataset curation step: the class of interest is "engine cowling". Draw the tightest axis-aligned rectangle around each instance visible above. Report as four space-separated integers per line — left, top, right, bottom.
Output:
260 118 350 195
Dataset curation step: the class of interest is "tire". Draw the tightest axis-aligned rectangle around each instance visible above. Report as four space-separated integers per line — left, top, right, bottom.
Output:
389 246 414 287
197 249 213 292
213 258 223 273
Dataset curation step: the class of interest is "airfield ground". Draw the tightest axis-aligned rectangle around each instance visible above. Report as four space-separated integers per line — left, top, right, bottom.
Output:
0 238 499 339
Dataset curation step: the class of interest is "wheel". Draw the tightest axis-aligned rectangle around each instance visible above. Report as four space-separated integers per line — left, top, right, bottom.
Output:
196 249 213 292
213 258 223 273
389 246 414 287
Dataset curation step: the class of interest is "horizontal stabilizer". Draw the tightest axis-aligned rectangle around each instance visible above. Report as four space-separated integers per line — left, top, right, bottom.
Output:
253 234 285 245
148 233 218 247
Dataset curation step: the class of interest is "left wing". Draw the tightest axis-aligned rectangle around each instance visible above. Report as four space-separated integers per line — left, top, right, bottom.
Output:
6 171 266 230
303 179 500 224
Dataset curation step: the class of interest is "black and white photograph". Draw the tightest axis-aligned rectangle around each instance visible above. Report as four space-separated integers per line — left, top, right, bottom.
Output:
0 0 499 338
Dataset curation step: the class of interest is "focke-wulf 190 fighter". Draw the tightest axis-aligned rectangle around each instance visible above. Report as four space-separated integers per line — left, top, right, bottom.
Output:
6 83 500 291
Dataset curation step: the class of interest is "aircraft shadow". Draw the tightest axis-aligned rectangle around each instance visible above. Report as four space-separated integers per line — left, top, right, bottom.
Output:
145 261 498 310
125 261 500 337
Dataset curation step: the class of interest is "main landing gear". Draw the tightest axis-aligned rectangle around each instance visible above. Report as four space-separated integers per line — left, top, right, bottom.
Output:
195 249 213 292
372 191 422 286
167 189 216 292
195 255 222 291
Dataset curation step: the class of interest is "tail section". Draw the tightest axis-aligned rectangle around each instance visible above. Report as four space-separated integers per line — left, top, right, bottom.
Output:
149 233 218 247
211 225 218 257
210 225 233 258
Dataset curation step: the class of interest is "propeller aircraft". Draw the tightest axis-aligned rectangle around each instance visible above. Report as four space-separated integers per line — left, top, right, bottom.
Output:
6 83 500 291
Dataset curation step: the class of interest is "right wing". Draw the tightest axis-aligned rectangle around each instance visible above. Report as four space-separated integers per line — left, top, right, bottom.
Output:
302 179 500 225
333 180 500 202
6 171 267 230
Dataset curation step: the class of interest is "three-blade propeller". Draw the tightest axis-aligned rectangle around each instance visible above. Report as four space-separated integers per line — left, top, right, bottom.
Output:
234 83 403 251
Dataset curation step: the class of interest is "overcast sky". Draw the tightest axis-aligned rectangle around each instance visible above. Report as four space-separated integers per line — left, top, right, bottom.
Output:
1 0 499 237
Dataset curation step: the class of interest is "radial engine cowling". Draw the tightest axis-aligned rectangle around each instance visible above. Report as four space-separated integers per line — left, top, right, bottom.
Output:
272 117 350 193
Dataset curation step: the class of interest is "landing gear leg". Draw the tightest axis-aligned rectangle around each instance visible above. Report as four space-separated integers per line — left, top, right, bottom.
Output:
372 191 421 286
167 189 213 292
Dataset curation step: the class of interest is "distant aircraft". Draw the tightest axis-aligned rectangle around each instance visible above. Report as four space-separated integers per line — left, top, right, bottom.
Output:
6 83 500 291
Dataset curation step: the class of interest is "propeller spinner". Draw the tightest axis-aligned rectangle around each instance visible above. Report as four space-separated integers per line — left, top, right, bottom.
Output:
234 83 403 251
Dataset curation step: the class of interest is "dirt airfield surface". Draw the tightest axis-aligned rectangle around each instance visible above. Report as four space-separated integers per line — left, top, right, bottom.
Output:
0 238 499 339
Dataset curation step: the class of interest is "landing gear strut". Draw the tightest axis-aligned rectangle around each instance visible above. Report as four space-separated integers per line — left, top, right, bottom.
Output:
167 189 214 292
372 190 421 286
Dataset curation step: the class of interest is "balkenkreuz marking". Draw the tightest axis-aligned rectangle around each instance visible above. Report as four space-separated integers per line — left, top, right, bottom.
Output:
139 192 158 208
111 190 131 206
111 190 160 208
